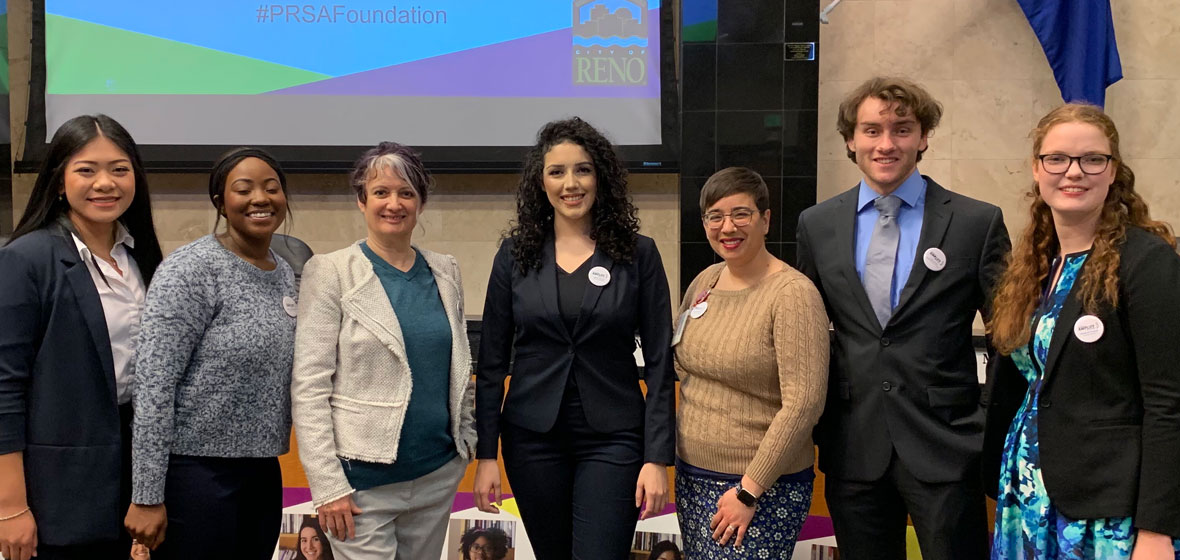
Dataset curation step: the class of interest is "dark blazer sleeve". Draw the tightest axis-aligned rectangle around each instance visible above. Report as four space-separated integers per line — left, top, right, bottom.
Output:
794 211 821 290
0 247 41 453
976 207 1011 324
1122 237 1180 537
635 238 675 464
475 239 516 459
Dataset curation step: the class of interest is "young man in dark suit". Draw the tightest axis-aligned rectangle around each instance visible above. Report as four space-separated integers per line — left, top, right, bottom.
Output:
796 77 1010 560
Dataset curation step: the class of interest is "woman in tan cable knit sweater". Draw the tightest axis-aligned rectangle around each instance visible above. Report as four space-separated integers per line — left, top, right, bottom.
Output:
673 167 829 559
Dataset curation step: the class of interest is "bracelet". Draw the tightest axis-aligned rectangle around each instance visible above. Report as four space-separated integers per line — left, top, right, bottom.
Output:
0 507 30 521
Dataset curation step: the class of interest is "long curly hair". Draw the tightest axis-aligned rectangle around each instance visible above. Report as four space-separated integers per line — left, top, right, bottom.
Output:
508 117 639 273
988 103 1174 354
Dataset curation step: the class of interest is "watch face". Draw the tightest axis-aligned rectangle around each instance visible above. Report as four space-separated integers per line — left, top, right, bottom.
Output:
737 488 757 507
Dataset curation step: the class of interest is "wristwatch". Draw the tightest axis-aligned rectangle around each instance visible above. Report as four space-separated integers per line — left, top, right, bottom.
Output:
735 484 759 508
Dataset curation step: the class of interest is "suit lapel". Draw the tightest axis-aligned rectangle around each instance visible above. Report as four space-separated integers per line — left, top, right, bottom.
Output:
419 249 463 333
341 259 407 362
58 238 118 404
894 179 952 315
572 247 613 338
834 188 881 331
1041 269 1085 386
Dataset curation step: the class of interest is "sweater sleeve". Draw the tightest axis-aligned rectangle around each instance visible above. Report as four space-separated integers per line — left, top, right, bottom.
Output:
132 252 215 505
290 255 356 507
744 276 830 488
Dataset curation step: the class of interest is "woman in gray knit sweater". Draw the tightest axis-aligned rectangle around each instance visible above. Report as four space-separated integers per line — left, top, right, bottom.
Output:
124 148 297 559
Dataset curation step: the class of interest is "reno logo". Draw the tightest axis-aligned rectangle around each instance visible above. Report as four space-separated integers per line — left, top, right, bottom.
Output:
572 0 648 85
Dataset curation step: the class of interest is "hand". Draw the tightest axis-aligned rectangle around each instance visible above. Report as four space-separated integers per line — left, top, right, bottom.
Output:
1131 529 1176 560
473 460 503 514
124 504 167 550
317 495 362 542
0 508 37 560
710 483 759 549
634 463 668 520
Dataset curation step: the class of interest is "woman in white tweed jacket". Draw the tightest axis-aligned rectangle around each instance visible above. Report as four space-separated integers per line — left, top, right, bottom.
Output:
291 142 476 560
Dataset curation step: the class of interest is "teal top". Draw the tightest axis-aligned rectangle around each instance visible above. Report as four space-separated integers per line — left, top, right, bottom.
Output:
341 243 457 489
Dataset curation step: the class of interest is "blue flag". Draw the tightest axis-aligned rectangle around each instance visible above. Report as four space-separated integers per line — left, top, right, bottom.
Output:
1017 0 1123 107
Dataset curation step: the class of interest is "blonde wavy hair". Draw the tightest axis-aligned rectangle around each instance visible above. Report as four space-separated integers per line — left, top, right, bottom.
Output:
988 103 1174 354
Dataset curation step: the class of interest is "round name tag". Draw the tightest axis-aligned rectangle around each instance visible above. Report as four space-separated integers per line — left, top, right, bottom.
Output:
283 296 298 318
923 247 947 271
588 266 611 287
689 301 708 319
1073 314 1104 343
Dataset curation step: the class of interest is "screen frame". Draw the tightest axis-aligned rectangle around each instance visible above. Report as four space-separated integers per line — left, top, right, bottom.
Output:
17 0 679 174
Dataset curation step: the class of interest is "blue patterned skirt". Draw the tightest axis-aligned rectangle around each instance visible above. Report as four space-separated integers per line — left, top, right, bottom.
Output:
675 461 812 559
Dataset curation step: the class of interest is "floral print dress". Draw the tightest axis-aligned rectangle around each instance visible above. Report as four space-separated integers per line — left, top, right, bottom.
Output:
993 253 1180 559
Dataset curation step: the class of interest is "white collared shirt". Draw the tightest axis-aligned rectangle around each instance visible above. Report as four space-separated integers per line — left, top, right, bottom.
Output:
72 224 146 405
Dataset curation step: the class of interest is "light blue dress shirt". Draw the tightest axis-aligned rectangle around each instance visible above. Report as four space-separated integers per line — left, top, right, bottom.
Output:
854 170 927 310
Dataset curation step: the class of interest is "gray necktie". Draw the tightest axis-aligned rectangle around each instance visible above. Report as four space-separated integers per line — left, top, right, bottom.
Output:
864 195 902 328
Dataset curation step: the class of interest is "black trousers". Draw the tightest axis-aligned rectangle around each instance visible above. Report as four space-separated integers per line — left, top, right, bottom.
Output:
152 455 281 560
37 403 134 560
825 450 989 560
501 387 643 560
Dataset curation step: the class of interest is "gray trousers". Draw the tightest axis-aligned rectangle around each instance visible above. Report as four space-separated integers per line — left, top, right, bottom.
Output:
327 455 467 560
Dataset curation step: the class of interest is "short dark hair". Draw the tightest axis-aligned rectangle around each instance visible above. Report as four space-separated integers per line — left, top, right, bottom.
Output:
9 114 163 285
207 147 289 233
349 142 434 204
459 527 509 560
699 167 770 214
836 76 943 162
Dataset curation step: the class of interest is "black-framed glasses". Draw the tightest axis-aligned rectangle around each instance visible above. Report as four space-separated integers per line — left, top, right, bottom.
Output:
1037 153 1114 175
702 208 756 229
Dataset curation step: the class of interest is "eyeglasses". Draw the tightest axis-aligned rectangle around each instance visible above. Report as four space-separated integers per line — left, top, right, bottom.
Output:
702 208 756 229
1037 153 1114 175
469 544 489 552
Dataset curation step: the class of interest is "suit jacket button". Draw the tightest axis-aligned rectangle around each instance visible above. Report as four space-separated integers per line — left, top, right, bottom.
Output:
568 347 575 355
882 381 892 392
1041 398 1051 408
881 337 891 346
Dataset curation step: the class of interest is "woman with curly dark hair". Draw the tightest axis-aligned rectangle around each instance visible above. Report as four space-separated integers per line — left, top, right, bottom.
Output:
473 117 676 559
458 527 508 560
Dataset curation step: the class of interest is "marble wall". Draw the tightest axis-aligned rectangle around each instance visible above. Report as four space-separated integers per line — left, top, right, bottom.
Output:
816 0 1180 237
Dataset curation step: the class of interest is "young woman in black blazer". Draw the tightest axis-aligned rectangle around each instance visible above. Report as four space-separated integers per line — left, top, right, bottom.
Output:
472 117 676 559
985 104 1180 558
0 115 162 560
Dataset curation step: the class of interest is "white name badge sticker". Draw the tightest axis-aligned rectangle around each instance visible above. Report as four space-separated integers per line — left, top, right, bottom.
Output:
672 310 690 347
283 296 298 318
588 266 611 287
689 301 709 319
923 248 947 271
1073 315 1104 343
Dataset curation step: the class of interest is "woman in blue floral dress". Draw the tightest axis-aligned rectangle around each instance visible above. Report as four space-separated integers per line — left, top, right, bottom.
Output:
984 103 1180 560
